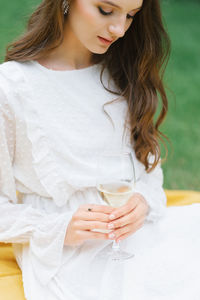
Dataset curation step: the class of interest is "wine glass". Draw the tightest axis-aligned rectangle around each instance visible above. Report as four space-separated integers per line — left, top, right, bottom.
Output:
95 151 136 261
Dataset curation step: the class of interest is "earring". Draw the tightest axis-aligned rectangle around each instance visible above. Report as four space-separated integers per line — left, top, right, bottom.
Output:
63 0 70 15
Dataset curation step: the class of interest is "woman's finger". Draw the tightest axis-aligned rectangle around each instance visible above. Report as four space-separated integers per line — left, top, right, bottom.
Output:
73 220 110 231
108 196 138 221
79 203 115 214
110 197 149 228
111 223 134 240
116 222 144 242
74 211 111 222
76 229 109 242
115 231 133 243
110 209 136 229
112 218 145 241
108 203 142 230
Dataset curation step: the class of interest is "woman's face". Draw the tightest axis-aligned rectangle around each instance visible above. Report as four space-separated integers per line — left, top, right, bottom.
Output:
65 0 143 54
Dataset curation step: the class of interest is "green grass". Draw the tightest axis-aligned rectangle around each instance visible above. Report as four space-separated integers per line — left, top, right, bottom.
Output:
161 0 200 190
0 0 40 61
0 0 199 190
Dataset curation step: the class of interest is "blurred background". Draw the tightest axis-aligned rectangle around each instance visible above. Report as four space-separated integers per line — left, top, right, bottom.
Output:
0 0 199 191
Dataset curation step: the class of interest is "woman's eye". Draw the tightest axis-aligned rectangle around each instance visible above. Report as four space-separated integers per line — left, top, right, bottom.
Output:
98 6 134 19
127 14 135 20
98 6 112 16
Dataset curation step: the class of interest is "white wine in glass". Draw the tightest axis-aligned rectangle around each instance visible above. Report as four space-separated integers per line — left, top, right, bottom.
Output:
96 152 136 261
97 181 135 207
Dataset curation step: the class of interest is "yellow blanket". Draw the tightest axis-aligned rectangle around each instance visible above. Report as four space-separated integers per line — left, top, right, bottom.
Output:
0 190 200 300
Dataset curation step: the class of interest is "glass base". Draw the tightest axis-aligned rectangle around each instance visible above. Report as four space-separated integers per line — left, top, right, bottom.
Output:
108 248 135 261
98 242 135 261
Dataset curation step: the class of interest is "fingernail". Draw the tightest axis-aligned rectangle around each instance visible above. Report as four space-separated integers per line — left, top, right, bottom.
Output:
108 223 114 229
109 233 115 239
109 214 115 220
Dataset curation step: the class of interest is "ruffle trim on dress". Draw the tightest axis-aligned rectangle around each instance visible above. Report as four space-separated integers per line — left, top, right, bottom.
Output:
29 210 75 286
134 180 167 223
1 61 76 207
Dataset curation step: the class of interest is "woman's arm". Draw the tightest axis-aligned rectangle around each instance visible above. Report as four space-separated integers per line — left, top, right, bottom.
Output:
0 84 74 285
0 81 116 284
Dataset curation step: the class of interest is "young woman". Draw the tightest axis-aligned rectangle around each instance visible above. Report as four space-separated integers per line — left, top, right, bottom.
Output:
0 0 200 299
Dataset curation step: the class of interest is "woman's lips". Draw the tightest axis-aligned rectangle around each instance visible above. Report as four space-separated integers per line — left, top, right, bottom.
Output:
98 36 113 45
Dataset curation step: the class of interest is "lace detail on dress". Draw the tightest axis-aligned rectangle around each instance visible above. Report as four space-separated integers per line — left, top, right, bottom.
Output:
1 61 76 207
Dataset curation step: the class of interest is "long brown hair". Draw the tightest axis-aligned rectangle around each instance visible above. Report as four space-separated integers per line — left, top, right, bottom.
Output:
5 0 171 172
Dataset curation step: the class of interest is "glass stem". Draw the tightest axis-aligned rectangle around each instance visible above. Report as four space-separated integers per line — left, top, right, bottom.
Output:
112 240 120 251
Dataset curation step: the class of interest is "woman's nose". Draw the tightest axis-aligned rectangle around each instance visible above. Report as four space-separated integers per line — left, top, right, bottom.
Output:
109 16 127 38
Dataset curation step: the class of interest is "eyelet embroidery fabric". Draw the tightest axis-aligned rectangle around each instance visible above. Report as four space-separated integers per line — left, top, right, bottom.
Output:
0 60 184 300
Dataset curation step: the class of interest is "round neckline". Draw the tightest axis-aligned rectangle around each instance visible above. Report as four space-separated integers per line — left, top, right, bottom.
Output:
30 59 99 74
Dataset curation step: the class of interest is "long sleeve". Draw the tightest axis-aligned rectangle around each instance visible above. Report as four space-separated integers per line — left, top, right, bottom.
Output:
133 156 167 223
0 85 74 286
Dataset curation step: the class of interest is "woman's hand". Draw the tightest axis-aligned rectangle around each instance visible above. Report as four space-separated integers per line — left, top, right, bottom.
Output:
107 193 150 243
64 203 115 247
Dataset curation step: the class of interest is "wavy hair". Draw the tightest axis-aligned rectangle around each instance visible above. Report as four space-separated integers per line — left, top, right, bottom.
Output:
5 0 171 172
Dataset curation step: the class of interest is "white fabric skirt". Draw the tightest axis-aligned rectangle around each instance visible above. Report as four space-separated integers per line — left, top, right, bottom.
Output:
18 189 200 300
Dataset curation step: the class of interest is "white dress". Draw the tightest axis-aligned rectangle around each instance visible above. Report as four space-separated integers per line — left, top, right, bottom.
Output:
0 60 199 300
